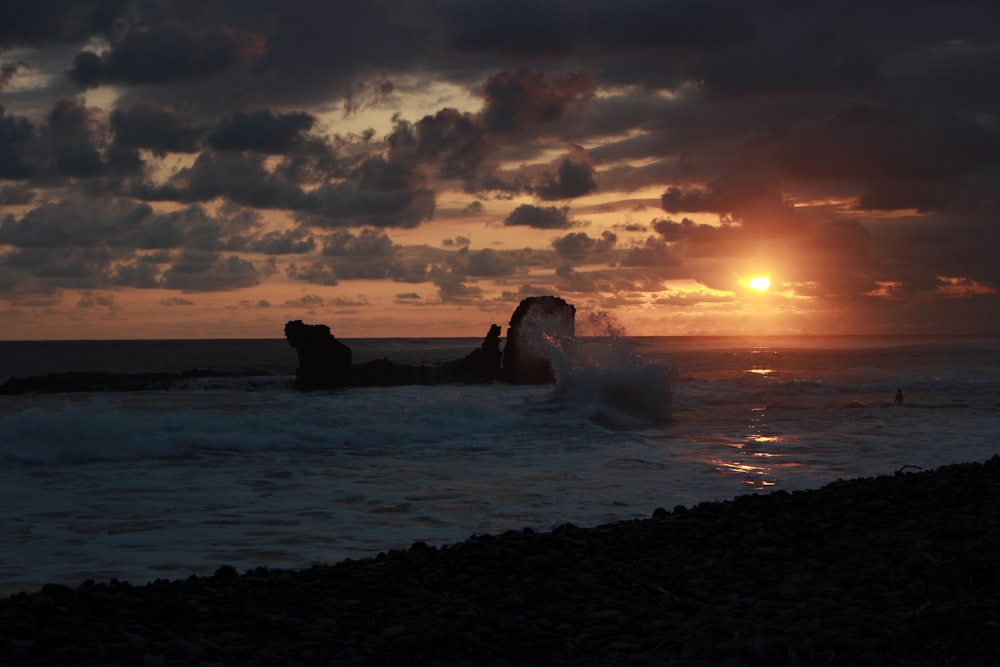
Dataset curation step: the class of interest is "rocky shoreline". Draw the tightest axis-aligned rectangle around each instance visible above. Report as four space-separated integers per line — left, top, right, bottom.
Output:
3 457 999 666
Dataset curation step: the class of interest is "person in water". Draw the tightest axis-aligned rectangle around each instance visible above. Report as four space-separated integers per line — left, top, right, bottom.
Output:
894 389 904 404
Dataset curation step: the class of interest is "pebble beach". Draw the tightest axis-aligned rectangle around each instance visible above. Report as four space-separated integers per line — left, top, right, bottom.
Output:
3 456 999 666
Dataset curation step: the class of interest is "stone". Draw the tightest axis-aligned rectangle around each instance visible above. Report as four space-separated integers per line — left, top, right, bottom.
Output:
500 295 575 384
284 320 353 389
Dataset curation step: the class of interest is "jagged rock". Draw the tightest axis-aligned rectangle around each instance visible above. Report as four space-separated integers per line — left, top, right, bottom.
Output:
284 320 352 389
284 322 504 388
500 296 576 384
440 323 503 383
285 296 573 389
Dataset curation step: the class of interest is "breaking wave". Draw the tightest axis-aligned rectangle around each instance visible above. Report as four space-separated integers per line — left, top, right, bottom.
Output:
535 310 674 424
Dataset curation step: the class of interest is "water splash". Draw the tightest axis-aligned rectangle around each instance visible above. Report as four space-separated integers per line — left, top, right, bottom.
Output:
536 310 674 423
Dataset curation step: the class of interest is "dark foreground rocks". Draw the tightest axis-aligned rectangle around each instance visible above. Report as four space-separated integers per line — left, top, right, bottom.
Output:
3 457 1000 666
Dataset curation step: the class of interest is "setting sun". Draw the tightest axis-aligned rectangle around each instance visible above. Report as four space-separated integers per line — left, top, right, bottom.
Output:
748 276 772 291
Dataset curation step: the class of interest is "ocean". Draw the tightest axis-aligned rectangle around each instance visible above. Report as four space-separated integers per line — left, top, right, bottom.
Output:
2 333 999 596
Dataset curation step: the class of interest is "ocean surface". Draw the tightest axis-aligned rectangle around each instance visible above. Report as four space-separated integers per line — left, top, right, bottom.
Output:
2 333 999 595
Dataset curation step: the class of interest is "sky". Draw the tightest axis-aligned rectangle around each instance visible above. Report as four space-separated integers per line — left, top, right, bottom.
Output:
1 0 999 340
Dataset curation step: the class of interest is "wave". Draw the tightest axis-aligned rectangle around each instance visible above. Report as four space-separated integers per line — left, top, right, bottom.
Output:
0 383 625 467
538 310 674 424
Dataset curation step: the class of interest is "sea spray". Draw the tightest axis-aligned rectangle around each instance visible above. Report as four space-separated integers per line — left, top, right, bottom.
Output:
526 310 674 423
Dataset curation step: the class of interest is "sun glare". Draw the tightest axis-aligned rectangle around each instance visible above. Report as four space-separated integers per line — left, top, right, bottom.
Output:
747 276 772 291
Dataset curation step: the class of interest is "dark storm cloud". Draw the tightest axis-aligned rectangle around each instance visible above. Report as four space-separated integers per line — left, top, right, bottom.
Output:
551 231 617 263
113 255 164 289
1 97 148 182
285 227 400 282
1 244 130 289
535 154 598 201
298 182 436 230
126 205 234 251
481 68 595 135
322 228 394 258
448 248 517 278
0 0 131 48
0 197 152 248
388 109 489 181
137 151 309 209
430 265 482 303
161 251 260 291
689 7 879 98
653 218 736 247
381 69 595 193
0 106 35 179
770 98 1000 211
207 110 315 154
620 236 682 268
503 204 575 229
441 0 747 62
68 24 266 87
661 173 806 237
110 100 204 155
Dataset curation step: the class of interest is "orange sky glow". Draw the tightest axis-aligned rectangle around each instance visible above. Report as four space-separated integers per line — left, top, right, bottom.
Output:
2 2 999 340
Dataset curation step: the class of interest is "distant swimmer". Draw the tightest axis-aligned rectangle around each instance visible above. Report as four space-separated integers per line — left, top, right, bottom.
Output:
894 389 904 404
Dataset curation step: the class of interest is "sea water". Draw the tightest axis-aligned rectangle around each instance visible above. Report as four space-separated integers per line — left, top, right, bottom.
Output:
1 333 999 595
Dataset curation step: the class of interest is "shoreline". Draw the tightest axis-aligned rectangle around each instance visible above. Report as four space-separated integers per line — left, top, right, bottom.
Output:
3 456 999 665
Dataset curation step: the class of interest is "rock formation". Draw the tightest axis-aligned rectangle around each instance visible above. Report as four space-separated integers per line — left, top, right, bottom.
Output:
284 320 352 389
441 323 503 383
284 296 575 389
500 296 576 384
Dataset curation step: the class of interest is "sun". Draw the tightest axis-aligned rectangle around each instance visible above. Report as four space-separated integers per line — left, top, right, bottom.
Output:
747 276 771 291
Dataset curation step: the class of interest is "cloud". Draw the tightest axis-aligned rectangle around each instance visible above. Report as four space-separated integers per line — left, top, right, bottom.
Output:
284 227 402 282
0 106 35 179
322 228 394 258
620 236 683 268
454 248 517 277
110 99 204 155
68 25 266 87
160 296 194 306
2 0 999 334
0 1 130 48
283 294 326 308
298 181 436 229
481 68 595 134
535 148 598 200
207 110 315 154
235 229 316 255
161 251 260 291
503 204 575 229
0 197 152 248
442 235 471 248
0 184 35 205
551 230 617 263
430 265 482 303
0 60 29 91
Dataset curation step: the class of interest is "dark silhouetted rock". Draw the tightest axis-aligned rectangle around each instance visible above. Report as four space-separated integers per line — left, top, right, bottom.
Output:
500 296 576 384
284 320 352 389
440 323 503 383
286 297 573 389
284 322 504 388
